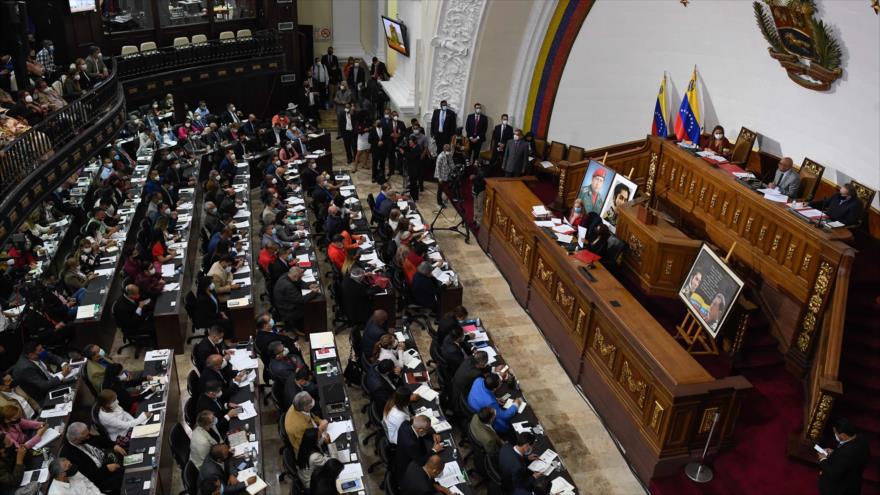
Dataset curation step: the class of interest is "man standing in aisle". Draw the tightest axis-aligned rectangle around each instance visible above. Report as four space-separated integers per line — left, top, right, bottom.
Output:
431 100 456 150
321 47 340 103
501 129 529 178
369 119 387 183
490 114 514 174
464 103 488 166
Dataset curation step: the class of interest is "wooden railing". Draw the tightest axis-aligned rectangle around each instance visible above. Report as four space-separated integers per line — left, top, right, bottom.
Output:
0 60 119 200
788 248 855 462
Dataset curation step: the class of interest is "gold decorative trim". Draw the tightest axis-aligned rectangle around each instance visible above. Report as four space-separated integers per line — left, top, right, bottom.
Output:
575 308 587 339
555 281 575 319
771 234 781 252
733 208 741 225
669 167 675 186
646 153 658 199
536 258 553 288
620 361 647 409
745 217 755 233
732 310 750 354
664 259 674 276
523 243 532 267
785 243 797 262
678 173 686 190
757 223 766 240
700 407 720 433
698 186 707 202
796 261 833 352
807 393 835 440
557 168 567 200
721 200 729 217
688 179 696 196
710 193 718 209
591 327 616 370
650 401 665 432
801 254 812 274
628 233 643 260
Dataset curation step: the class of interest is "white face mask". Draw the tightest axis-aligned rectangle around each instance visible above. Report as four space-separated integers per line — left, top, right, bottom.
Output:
441 106 447 111
714 133 723 140
80 64 87 70
25 95 33 103
209 283 216 291
475 108 481 114
74 75 80 80
513 135 521 141
393 116 398 121
502 119 508 124
83 248 92 253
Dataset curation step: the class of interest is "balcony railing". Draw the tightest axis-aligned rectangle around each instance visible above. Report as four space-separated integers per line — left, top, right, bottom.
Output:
0 61 120 201
114 29 283 81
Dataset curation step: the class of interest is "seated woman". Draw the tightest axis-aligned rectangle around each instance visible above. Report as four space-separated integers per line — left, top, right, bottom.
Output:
340 248 361 277
0 405 48 449
700 125 732 158
568 198 585 226
296 428 331 488
61 257 96 296
76 238 100 274
96 390 149 442
134 261 165 300
809 182 864 226
371 334 404 367
150 216 178 264
403 242 428 284
102 363 148 413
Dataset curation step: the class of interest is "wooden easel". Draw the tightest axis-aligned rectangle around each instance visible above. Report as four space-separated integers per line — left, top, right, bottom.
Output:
675 243 737 356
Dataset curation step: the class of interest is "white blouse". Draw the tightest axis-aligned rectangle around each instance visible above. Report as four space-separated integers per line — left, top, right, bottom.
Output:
98 405 149 441
383 406 410 445
377 347 403 369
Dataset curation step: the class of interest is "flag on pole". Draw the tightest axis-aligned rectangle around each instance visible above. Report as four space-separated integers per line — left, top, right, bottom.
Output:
674 67 701 143
651 74 668 137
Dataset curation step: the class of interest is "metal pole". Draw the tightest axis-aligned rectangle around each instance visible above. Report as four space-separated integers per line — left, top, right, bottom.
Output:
685 411 720 483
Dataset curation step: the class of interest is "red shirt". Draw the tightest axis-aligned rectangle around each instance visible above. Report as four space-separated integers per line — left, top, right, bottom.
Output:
328 243 345 270
151 241 167 261
404 252 424 284
258 248 275 272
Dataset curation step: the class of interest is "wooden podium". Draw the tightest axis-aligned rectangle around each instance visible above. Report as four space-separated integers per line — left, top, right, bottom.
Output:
615 204 701 298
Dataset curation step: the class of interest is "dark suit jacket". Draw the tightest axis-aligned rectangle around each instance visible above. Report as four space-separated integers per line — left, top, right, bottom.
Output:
364 363 397 406
220 111 241 126
113 296 149 334
360 318 388 359
273 277 318 326
10 354 65 403
199 366 236 396
368 127 387 154
385 120 405 150
436 315 462 346
431 109 457 139
346 66 366 92
440 335 467 373
341 276 379 325
810 193 864 226
465 113 488 141
199 457 246 494
502 138 531 174
411 272 439 311
255 330 298 362
193 293 223 329
195 393 231 436
818 435 870 495
59 436 121 492
394 421 434 482
499 443 534 493
491 123 514 148
193 338 225 372
399 461 436 495
452 356 486 400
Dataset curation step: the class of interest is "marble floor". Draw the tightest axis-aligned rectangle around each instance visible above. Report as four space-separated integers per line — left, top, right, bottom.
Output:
113 110 647 495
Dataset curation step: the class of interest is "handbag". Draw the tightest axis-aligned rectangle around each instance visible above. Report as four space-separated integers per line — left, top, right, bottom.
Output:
343 347 363 386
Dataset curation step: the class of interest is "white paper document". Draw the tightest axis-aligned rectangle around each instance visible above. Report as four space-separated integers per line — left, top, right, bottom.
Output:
161 264 176 277
435 462 466 488
413 384 439 402
237 400 257 420
326 420 354 442
230 349 259 370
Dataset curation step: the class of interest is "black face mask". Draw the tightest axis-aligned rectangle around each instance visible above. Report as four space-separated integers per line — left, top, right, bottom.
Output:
66 464 79 477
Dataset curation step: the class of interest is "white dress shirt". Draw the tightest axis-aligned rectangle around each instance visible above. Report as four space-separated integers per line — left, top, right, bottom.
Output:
377 347 403 369
382 406 410 444
98 404 148 441
48 473 101 495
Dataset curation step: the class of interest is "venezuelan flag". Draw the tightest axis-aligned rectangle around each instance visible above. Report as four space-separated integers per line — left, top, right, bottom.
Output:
674 68 701 143
651 74 668 137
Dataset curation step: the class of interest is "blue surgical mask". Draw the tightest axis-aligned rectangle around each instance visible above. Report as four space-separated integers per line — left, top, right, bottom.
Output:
37 350 49 360
269 318 275 328
574 207 582 213
212 417 219 427
98 349 106 358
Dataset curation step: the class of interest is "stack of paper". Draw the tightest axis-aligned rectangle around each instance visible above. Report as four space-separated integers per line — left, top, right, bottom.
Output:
230 349 259 370
237 400 258 420
550 476 576 494
326 420 354 441
131 423 161 438
413 384 439 402
532 205 551 217
75 304 100 320
310 332 335 349
435 462 466 488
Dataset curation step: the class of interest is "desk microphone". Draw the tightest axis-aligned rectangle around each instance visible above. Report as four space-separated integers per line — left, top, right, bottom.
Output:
579 266 597 282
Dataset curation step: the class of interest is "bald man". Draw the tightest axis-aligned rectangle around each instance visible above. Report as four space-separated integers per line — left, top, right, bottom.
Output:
112 284 155 342
769 157 801 198
401 454 449 495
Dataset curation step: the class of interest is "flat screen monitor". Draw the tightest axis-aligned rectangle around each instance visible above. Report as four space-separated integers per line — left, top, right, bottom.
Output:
678 244 744 338
69 0 96 13
381 16 409 57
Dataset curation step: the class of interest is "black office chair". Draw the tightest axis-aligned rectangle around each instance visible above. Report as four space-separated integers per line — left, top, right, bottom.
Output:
383 469 399 495
279 445 297 482
169 423 191 471
485 451 503 495
288 476 306 495
361 399 383 447
368 435 393 474
186 369 201 398
271 379 287 411
278 415 293 452
183 292 210 344
183 461 199 495
183 397 197 428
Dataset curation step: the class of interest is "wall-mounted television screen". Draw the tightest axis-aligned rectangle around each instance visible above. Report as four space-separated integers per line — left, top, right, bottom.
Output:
69 0 96 13
381 16 409 57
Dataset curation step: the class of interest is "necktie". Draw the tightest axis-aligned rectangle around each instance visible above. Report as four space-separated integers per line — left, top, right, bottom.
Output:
475 115 479 131
440 111 445 130
35 360 52 379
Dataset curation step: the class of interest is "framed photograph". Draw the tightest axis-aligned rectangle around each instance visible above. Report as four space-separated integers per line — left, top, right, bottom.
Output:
381 16 409 57
678 244 744 338
69 0 96 12
600 174 638 232
577 160 616 216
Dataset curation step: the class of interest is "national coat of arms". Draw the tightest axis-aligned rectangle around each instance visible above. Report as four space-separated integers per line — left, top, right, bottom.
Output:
753 0 843 91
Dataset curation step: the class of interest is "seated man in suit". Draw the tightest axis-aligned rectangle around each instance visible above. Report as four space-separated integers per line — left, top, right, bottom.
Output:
400 455 448 495
273 267 320 333
199 444 257 495
411 261 440 312
809 182 865 226
768 157 801 198
0 374 40 419
499 432 543 494
817 417 870 495
253 313 300 360
193 326 229 372
467 373 521 435
439 326 471 376
436 306 468 344
112 284 156 344
284 392 327 452
266 341 306 383
394 415 445 485
360 310 390 360
200 354 243 397
195 381 239 436
282 367 319 412
469 406 503 458
11 341 75 403
452 351 490 401
84 345 144 396
365 359 402 406
190 411 222 470
59 422 125 494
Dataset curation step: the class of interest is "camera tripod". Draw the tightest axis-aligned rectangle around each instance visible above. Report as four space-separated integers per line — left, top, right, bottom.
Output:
429 179 470 243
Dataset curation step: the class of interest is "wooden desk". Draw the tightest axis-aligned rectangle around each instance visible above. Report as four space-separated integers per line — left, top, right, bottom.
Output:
615 204 702 298
554 137 854 373
478 179 751 484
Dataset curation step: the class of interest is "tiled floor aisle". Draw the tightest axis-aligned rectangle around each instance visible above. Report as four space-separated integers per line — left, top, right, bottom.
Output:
139 110 646 495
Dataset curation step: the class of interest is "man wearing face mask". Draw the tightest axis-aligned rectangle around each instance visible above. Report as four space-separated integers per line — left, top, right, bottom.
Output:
346 58 366 100
85 46 108 80
207 255 243 305
11 341 74 403
199 444 258 494
499 432 543 492
490 113 514 173
190 411 221 470
59 422 125 493
464 103 488 166
267 341 306 383
221 103 241 125
338 102 356 164
369 119 388 183
431 100 457 150
83 344 144 396
817 417 869 494
200 354 247 398
112 285 156 349
6 90 45 125
404 136 424 201
193 326 230 371
809 182 865 226
47 457 101 495
36 40 56 79
196 381 239 437
502 129 530 178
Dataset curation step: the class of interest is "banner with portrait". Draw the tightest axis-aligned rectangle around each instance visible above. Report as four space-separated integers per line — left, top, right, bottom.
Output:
577 160 615 217
599 174 638 233
678 244 744 338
